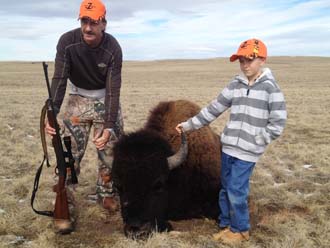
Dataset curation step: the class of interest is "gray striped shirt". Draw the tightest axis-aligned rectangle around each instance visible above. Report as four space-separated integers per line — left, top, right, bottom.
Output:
181 68 287 162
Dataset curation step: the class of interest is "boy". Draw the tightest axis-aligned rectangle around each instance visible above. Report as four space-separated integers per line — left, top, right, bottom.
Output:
175 38 287 244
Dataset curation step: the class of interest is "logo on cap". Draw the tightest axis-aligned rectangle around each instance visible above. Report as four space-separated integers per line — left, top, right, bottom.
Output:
85 2 95 10
230 38 267 62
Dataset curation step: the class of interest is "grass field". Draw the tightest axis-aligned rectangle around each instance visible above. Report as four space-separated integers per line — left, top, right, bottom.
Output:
0 57 329 248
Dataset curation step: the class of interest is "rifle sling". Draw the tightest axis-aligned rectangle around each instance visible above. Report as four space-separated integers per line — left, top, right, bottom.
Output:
40 104 51 168
30 104 54 217
31 155 54 217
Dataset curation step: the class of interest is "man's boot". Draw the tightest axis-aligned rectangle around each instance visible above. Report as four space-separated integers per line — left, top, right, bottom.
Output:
98 194 119 212
96 167 119 212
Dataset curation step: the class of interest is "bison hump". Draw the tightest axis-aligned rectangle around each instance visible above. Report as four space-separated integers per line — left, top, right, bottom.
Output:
144 100 201 133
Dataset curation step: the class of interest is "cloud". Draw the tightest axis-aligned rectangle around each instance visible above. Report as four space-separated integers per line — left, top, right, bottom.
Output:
0 0 219 19
1 0 329 60
0 1 78 19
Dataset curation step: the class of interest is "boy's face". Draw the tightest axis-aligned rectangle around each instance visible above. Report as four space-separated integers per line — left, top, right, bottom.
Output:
239 57 266 81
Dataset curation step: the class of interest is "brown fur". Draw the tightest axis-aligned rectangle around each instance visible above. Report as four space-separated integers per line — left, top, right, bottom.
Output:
145 99 221 179
145 100 221 218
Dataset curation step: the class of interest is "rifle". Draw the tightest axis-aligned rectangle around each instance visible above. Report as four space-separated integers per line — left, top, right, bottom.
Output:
31 62 77 234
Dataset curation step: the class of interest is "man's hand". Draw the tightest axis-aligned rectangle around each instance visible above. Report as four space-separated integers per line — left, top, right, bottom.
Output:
45 119 56 138
93 129 111 150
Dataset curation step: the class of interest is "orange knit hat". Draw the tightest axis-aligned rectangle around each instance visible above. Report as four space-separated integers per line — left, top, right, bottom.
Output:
230 38 267 62
79 0 106 21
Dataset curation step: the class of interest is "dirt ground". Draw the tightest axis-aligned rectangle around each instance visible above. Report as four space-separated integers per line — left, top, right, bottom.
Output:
0 57 329 248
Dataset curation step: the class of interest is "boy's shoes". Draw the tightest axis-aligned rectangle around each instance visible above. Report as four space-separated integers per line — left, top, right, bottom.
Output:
212 227 229 240
219 230 250 244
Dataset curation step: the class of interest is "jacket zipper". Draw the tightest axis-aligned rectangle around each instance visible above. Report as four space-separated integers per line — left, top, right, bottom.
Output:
236 84 251 146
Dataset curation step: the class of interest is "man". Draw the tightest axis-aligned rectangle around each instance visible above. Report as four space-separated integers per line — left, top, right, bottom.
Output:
45 0 123 233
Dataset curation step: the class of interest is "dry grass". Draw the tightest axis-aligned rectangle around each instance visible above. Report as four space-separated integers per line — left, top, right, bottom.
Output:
0 57 329 248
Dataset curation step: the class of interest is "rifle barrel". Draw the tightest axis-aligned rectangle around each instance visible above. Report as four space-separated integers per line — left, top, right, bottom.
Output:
42 62 52 100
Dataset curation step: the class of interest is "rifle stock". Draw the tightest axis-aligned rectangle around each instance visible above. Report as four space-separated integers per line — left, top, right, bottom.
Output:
53 177 70 220
46 101 70 222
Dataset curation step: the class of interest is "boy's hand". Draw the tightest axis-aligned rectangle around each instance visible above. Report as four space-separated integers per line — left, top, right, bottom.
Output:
175 124 183 134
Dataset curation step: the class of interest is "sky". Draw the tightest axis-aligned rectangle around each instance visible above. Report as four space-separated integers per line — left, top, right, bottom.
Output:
1 0 329 61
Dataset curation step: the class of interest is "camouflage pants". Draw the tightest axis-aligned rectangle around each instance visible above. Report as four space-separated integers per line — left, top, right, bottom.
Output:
62 94 123 198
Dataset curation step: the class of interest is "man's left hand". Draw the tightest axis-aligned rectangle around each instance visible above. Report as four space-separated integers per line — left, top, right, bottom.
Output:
93 129 111 150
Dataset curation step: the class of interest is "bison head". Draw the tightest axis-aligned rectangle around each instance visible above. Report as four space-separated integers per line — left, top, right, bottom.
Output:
111 129 187 238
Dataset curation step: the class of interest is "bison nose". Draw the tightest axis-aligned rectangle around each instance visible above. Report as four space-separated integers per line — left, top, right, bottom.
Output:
124 221 152 239
124 218 146 235
127 225 140 233
124 221 143 238
127 219 142 229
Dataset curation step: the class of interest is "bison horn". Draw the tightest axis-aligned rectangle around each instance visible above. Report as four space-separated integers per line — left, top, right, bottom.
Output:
167 132 188 170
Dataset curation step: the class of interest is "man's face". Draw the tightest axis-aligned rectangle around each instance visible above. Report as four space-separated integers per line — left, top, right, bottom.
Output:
239 57 266 81
80 17 106 47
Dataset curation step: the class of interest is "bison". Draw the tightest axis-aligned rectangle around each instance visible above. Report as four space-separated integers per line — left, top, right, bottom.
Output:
111 100 221 237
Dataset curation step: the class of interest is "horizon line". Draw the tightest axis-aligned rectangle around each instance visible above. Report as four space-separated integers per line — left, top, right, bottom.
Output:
1 55 329 63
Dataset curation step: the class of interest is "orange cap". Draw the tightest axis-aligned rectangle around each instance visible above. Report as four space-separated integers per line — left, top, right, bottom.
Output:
79 0 106 21
230 38 267 62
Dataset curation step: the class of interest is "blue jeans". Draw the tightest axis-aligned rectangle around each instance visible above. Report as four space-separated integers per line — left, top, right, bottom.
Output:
218 152 255 232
